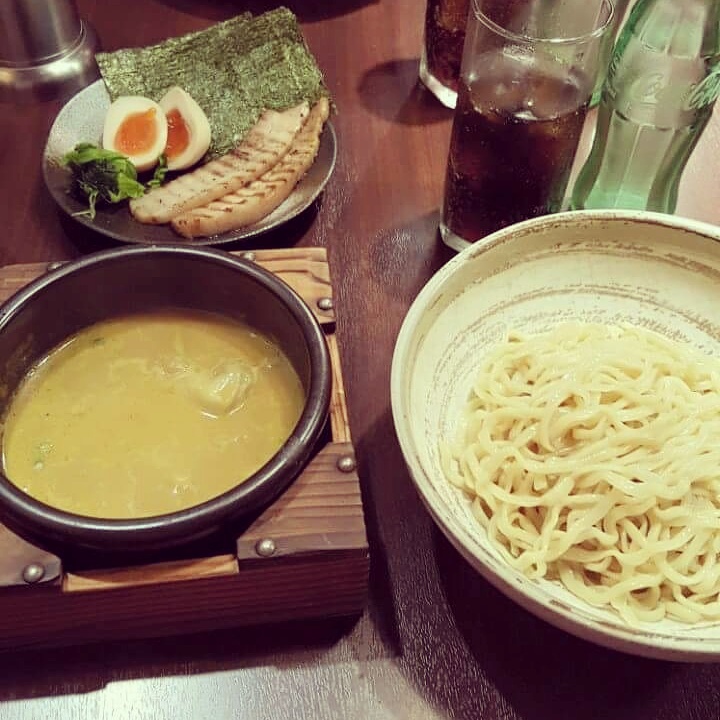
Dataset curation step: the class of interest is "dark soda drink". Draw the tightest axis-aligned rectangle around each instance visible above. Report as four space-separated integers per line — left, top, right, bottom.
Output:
421 0 470 104
420 0 528 107
441 52 591 246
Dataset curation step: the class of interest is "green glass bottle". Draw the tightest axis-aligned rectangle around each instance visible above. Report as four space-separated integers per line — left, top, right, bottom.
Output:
590 0 635 107
571 0 720 213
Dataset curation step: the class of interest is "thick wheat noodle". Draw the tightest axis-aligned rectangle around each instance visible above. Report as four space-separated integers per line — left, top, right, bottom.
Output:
441 323 720 626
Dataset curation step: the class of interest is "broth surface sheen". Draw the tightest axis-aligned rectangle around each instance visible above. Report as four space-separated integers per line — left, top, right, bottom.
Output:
1 309 305 519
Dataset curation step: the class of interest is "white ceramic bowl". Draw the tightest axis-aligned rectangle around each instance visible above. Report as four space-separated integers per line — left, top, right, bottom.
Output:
391 209 720 661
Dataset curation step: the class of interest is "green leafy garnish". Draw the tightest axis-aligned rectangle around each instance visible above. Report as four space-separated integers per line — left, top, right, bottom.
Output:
60 143 163 220
147 154 168 188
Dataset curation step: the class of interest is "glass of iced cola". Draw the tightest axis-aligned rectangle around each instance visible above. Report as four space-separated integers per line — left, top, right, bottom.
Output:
440 0 614 251
420 0 470 108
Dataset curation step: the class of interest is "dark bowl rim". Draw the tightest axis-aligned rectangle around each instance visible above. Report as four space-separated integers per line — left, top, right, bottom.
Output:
0 244 332 551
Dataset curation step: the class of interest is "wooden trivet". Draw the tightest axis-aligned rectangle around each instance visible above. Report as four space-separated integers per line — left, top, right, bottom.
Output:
0 247 369 651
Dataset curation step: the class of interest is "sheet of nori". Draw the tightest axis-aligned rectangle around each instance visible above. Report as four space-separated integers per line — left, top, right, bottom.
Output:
95 8 328 158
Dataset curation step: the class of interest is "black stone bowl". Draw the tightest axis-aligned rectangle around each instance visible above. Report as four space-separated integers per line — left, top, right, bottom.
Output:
0 245 331 555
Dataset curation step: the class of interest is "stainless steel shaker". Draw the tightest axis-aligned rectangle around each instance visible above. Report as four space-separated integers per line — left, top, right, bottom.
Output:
0 0 99 102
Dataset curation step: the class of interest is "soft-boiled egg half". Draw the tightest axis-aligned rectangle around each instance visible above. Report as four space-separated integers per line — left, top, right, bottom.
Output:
102 96 168 173
158 86 212 171
101 88 211 173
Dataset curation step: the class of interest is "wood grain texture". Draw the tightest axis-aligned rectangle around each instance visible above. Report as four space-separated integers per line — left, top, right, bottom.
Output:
237 441 366 559
327 333 352 442
239 247 335 326
2 0 720 718
64 555 239 593
0 556 368 652
0 247 335 325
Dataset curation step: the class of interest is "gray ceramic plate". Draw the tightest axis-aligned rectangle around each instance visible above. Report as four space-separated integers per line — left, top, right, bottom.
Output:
42 80 337 246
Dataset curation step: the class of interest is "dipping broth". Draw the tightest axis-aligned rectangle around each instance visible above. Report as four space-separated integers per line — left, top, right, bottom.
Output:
1 309 306 519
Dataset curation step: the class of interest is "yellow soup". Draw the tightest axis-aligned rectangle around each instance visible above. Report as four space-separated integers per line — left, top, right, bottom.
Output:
1 309 305 519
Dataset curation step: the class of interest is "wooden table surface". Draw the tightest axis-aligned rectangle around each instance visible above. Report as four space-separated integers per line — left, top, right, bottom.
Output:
2 1 720 718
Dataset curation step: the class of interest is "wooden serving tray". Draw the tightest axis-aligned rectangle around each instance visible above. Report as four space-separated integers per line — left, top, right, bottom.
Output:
0 247 369 652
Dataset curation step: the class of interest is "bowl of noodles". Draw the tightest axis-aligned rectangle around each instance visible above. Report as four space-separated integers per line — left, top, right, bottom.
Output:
391 209 720 660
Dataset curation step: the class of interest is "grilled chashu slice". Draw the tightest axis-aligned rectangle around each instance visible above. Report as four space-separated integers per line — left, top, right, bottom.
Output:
129 102 310 225
171 97 330 239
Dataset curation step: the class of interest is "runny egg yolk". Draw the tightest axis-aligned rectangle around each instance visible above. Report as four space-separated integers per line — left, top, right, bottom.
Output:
157 86 212 170
114 108 160 156
164 108 190 160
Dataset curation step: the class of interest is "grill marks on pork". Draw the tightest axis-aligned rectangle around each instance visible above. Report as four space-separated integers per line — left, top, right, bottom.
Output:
129 102 310 224
171 97 330 238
